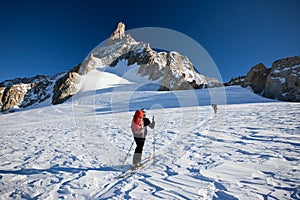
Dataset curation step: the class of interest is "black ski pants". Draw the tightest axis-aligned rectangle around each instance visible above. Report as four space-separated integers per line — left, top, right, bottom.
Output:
134 137 145 153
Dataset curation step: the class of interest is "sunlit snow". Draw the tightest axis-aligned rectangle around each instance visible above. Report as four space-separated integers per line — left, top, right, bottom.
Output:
0 65 299 199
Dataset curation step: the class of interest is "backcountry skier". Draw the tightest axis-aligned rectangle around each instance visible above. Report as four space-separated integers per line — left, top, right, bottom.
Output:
212 104 218 114
131 109 155 168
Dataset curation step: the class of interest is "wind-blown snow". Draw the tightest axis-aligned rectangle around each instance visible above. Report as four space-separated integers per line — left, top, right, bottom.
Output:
0 68 299 199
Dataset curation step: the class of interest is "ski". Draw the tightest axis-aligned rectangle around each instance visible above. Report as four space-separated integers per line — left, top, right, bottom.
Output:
117 156 153 179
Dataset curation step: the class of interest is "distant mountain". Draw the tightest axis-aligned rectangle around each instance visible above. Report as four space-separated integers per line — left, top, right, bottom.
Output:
0 22 222 113
0 64 81 113
78 22 222 90
1 22 298 113
226 56 300 102
0 74 57 112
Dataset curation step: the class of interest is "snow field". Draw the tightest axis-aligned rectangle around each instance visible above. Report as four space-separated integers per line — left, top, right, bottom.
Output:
0 66 299 199
0 98 299 199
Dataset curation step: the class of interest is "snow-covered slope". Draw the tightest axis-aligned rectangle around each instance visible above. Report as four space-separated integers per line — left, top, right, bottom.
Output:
1 63 299 199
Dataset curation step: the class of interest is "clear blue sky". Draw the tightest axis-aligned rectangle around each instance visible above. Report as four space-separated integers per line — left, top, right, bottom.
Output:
1 0 299 82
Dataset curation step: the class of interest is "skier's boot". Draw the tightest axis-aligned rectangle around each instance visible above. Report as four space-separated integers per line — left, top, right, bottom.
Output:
132 153 142 170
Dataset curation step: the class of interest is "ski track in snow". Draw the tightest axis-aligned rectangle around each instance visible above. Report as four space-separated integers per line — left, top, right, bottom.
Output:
0 86 299 199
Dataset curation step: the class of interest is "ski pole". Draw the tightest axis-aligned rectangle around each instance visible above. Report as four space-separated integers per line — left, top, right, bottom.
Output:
121 141 134 168
152 116 155 164
153 128 155 158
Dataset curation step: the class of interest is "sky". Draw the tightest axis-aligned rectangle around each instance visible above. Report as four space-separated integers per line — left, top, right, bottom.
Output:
0 0 299 82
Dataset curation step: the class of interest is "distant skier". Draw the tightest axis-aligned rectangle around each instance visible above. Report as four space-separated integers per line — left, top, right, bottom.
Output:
131 109 155 168
212 104 218 114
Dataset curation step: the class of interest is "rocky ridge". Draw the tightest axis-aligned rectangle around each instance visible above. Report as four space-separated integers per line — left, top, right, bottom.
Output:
227 56 300 102
0 65 81 112
2 22 298 113
0 22 221 112
79 22 222 90
0 75 56 112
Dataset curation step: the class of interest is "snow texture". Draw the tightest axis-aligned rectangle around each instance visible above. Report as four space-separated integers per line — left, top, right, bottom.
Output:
0 66 299 200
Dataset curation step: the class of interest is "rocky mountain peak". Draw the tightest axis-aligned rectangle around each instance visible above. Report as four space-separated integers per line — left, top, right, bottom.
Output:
0 22 223 113
79 22 221 90
110 22 125 40
78 22 144 75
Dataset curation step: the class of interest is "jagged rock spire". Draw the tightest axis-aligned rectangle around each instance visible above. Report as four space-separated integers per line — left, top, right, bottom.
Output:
110 22 125 40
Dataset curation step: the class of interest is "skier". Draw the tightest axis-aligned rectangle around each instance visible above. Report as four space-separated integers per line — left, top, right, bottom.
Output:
131 108 155 168
212 104 218 114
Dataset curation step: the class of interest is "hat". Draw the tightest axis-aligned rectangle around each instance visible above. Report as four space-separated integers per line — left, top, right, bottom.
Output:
141 108 146 113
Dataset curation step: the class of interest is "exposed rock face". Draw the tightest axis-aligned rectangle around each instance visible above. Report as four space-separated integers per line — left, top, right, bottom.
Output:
241 63 271 94
110 22 125 40
0 64 81 112
52 65 81 105
110 44 154 68
0 75 55 112
225 76 246 86
0 87 5 108
78 25 141 75
1 21 222 112
79 22 221 90
264 56 300 101
21 80 52 107
226 56 300 102
150 51 212 90
1 84 31 111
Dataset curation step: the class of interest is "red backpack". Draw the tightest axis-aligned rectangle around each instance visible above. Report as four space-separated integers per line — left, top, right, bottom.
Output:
131 110 145 135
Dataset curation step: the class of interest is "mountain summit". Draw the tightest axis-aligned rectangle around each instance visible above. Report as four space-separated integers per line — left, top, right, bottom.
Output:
0 22 221 112
3 22 298 112
79 22 221 90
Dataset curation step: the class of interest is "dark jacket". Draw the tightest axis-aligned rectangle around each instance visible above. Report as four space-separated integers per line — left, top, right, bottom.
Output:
143 117 155 135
